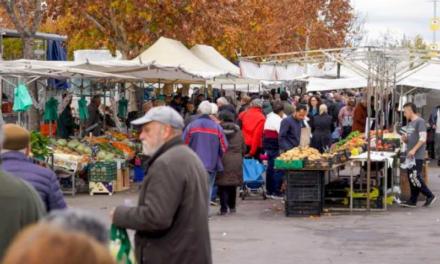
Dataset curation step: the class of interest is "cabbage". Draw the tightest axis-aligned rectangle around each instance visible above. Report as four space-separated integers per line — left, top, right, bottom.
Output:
57 139 67 146
97 151 107 160
84 147 92 155
105 153 115 160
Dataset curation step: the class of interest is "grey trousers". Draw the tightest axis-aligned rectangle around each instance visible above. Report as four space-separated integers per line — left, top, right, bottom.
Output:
436 133 440 160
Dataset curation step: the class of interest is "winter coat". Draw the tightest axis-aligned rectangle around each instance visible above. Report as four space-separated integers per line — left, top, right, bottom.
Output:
279 116 302 152
86 103 102 136
311 114 334 153
57 105 75 139
352 103 368 133
238 107 266 156
219 104 237 120
1 151 67 212
216 123 244 186
113 137 212 264
183 115 228 173
0 171 45 259
263 112 284 150
429 105 440 128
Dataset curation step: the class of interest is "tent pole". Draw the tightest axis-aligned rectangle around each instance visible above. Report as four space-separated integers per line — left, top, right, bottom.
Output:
366 48 373 212
79 79 84 137
103 84 107 132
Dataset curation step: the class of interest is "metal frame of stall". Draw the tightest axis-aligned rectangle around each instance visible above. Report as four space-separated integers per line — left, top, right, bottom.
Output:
240 46 437 212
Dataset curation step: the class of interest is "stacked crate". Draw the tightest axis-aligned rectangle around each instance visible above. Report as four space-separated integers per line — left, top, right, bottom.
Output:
89 161 117 195
285 171 324 217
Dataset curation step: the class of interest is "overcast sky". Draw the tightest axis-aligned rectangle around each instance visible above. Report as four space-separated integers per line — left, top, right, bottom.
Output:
351 0 436 44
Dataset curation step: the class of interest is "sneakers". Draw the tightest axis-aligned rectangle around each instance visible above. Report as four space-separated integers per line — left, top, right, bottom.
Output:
424 196 437 207
400 201 417 208
270 195 284 200
229 208 237 214
210 201 218 206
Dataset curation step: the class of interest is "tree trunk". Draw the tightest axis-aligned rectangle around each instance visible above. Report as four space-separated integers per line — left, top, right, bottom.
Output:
22 35 40 131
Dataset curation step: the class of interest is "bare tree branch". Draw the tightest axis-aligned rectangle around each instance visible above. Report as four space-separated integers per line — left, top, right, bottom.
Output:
31 0 43 34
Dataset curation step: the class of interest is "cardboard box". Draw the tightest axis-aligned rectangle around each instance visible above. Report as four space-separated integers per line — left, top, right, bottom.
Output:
115 168 130 192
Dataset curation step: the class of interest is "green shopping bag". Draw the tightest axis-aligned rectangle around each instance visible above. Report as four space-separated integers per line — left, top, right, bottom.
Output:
13 84 33 112
78 96 89 121
109 225 135 264
43 97 59 122
118 98 128 119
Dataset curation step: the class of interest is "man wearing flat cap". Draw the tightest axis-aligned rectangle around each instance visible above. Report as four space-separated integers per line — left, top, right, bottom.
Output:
112 106 212 264
1 124 66 212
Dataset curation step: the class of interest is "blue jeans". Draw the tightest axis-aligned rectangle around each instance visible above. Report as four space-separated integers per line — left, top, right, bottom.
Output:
265 149 283 196
208 171 217 202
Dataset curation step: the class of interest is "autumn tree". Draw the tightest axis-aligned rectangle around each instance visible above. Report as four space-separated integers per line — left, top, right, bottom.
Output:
46 0 356 59
0 0 45 59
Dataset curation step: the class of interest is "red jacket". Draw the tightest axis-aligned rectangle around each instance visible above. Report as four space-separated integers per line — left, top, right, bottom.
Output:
238 107 266 156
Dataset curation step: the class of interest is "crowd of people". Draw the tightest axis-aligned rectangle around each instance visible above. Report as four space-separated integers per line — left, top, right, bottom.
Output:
0 88 438 264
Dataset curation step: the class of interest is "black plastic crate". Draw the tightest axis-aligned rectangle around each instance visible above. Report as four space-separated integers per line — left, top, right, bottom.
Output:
286 171 323 186
286 186 321 202
285 201 321 217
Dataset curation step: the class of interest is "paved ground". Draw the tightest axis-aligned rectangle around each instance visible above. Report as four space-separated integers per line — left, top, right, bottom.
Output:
66 163 440 264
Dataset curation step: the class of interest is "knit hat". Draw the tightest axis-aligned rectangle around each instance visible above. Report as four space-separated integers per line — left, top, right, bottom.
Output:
3 124 30 150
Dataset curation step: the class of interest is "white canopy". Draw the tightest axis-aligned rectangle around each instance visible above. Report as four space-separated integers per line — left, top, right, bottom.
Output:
0 59 207 83
135 37 227 79
398 62 440 90
190 44 240 76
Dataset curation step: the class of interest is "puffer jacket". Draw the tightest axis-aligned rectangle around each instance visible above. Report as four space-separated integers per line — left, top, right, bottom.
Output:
216 122 244 186
1 151 67 212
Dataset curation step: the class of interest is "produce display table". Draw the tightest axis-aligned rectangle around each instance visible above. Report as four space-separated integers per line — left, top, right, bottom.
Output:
347 151 398 212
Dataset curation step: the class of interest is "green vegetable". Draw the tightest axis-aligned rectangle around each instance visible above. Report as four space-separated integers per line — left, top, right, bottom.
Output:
57 139 67 146
31 131 52 159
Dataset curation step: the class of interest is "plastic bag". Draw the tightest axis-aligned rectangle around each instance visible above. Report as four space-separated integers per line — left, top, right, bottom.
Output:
13 84 33 112
78 96 89 121
43 97 59 121
243 158 265 182
109 224 135 264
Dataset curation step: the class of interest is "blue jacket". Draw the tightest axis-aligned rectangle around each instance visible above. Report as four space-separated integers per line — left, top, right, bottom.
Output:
1 151 67 212
279 116 302 151
183 115 228 173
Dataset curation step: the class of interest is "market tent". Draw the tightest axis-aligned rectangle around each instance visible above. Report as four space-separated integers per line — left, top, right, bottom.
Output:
191 44 240 76
306 76 367 92
398 62 440 90
0 59 207 83
135 37 227 79
306 63 367 92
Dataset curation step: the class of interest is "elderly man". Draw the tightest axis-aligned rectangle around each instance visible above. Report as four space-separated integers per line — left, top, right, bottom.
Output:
0 123 45 259
113 106 212 264
184 101 228 204
1 124 66 212
238 98 266 159
217 97 236 120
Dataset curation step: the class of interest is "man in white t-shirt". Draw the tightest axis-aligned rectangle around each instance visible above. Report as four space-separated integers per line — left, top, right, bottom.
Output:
429 105 440 166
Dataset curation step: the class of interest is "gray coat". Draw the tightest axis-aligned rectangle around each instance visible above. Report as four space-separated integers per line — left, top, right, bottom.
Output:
113 137 212 264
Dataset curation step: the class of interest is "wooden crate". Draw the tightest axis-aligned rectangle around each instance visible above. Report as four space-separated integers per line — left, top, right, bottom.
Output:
115 168 130 192
89 181 114 196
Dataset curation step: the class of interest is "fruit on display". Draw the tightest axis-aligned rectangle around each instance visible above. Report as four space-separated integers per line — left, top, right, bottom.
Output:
333 131 366 153
279 147 322 161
